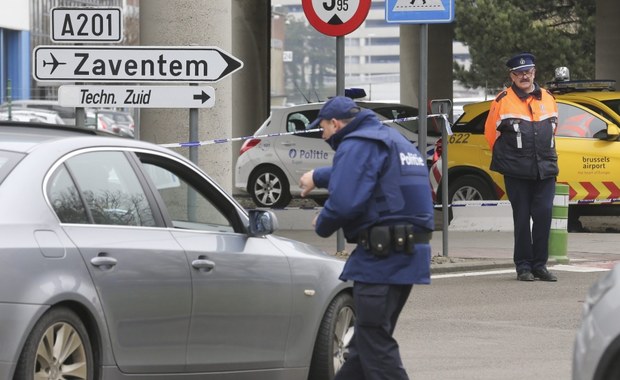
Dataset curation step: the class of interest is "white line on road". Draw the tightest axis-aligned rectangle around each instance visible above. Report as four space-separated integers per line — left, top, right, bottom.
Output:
432 264 609 279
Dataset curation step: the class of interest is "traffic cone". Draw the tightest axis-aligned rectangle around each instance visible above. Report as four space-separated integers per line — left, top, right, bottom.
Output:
549 183 570 264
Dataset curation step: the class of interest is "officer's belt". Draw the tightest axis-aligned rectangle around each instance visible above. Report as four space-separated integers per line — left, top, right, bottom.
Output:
357 225 432 257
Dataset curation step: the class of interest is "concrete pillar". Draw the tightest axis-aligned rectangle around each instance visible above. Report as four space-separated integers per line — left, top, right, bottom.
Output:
400 24 454 117
139 0 235 191
596 0 620 84
231 0 271 195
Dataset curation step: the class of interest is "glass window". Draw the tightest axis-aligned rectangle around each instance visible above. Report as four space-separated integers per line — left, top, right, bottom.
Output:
557 103 606 138
61 151 156 226
48 165 89 224
0 150 23 184
143 163 234 233
286 110 322 139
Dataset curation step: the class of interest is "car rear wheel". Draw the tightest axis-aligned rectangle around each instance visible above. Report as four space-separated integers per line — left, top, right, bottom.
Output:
249 166 292 208
449 175 496 202
14 307 93 380
308 292 355 380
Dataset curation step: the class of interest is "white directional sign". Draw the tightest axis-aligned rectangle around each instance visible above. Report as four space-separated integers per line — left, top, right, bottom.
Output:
33 46 243 83
51 7 123 42
58 85 216 108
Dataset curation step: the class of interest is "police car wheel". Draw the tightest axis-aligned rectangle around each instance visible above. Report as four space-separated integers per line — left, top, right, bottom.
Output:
249 166 292 208
308 292 355 380
449 175 495 202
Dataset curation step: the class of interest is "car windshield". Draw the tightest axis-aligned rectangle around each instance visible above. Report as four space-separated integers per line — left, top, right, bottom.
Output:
368 105 442 137
100 112 133 123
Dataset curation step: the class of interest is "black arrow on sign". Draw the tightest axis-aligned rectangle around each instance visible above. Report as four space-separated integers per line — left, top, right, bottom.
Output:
193 90 211 104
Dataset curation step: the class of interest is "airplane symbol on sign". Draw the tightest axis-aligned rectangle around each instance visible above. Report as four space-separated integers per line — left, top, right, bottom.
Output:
42 53 66 74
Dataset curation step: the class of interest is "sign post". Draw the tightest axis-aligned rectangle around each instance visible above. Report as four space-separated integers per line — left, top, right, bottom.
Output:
303 0 371 253
385 0 455 255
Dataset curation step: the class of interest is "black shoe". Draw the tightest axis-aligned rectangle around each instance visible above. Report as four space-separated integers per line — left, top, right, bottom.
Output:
517 271 535 281
532 267 558 282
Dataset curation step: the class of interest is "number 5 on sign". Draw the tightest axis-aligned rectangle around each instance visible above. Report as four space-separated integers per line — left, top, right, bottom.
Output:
323 0 349 11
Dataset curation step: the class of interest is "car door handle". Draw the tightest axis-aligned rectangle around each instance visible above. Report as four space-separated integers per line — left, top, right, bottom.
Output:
90 256 118 269
192 259 215 271
280 141 295 146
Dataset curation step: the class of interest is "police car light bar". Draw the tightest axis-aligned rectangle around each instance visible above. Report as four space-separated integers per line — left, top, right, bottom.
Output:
547 79 616 93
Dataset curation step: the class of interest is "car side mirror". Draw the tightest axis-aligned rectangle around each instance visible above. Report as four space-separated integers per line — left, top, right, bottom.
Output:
594 124 620 141
247 209 279 236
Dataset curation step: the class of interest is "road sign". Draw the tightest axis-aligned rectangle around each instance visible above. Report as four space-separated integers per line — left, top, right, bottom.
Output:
385 0 455 24
51 7 123 42
302 0 371 37
33 46 243 83
58 85 215 108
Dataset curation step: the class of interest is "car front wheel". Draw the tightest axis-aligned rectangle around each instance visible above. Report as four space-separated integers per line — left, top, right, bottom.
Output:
449 175 496 202
14 307 94 380
309 292 355 380
249 166 292 208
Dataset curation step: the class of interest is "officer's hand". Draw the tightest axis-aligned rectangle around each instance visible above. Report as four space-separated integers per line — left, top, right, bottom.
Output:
299 170 315 197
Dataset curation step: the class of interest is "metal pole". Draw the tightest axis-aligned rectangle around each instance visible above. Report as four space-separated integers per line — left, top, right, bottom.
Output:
188 83 199 221
418 25 428 161
336 35 345 252
7 79 11 120
189 83 199 164
441 116 449 257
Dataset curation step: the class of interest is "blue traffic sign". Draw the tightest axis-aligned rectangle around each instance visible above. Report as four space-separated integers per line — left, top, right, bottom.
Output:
385 0 454 24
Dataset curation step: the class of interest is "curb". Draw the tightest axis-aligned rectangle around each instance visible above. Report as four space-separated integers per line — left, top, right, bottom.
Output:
431 258 514 274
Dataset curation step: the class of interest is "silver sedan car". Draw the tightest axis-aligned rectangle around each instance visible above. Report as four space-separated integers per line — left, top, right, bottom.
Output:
573 264 620 380
0 122 354 380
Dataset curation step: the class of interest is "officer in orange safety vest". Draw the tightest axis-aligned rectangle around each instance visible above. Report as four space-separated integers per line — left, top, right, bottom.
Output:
484 52 559 282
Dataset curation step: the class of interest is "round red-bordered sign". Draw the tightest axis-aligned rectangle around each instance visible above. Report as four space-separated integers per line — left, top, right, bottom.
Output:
302 0 371 37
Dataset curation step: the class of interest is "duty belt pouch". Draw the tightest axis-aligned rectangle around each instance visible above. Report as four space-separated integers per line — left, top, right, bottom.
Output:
404 225 416 254
392 225 407 253
369 226 391 257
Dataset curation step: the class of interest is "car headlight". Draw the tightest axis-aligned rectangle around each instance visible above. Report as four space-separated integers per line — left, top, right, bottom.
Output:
583 269 616 316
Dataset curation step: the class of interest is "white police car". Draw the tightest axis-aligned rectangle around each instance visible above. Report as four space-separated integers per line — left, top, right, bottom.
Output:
235 94 442 208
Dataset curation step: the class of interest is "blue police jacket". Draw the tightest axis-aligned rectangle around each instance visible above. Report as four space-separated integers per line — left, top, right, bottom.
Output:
312 109 434 284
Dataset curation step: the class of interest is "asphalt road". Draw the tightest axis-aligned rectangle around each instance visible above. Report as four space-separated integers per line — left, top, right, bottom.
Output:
396 268 607 380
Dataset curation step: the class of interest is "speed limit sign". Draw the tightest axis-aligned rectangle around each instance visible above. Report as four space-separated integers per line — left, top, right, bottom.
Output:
302 0 371 37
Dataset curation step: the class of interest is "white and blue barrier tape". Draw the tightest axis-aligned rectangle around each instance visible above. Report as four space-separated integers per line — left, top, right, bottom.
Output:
159 113 451 148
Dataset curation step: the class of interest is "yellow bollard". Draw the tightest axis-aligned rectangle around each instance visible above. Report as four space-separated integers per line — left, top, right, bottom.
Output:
548 183 570 264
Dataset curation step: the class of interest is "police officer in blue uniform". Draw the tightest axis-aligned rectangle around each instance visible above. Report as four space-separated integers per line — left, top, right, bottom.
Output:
299 96 434 380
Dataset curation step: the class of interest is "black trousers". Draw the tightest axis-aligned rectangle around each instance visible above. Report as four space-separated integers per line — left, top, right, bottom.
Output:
335 282 412 380
504 176 555 273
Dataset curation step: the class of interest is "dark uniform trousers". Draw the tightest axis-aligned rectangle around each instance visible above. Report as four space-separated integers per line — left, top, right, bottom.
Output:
335 282 412 380
504 175 555 273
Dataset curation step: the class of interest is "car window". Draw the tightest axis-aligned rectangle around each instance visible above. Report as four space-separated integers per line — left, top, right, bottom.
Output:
0 151 23 184
602 99 620 117
556 103 607 138
286 110 321 138
142 162 234 233
48 151 156 226
452 111 488 134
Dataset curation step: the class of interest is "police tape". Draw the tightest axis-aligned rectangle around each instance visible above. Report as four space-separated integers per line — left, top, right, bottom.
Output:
158 113 451 148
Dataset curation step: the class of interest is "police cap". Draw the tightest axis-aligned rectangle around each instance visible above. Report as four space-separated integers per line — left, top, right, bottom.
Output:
308 96 361 129
506 53 535 72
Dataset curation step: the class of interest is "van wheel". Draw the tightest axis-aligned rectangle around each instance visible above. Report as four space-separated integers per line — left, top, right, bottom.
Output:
308 293 355 380
249 166 291 208
14 307 94 380
449 175 495 202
